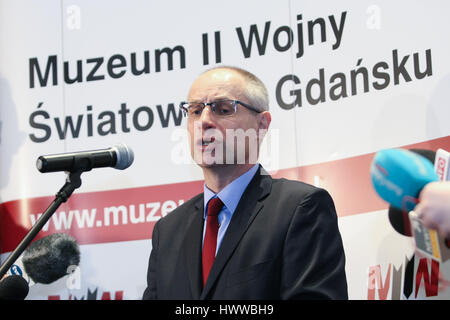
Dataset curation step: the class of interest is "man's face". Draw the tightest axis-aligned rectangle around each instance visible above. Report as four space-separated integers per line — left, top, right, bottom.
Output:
186 69 269 168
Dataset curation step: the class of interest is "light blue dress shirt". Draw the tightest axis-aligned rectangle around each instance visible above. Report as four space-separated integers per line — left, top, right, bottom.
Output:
202 163 260 256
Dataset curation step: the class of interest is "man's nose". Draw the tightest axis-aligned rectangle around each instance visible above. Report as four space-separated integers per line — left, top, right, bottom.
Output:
199 105 216 130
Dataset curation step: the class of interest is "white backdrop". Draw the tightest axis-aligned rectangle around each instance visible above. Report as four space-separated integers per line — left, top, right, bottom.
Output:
1 0 449 300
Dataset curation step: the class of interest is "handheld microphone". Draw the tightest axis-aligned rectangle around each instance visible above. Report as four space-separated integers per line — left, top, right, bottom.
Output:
435 148 450 181
370 148 439 212
0 275 29 300
36 143 134 173
387 149 437 237
371 148 449 262
388 206 413 236
22 233 80 284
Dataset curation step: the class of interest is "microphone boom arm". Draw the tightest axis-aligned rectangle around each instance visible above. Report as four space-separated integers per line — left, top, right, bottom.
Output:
0 170 83 279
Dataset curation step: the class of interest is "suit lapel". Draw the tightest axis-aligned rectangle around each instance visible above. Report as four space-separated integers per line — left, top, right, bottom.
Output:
200 167 272 299
183 196 204 299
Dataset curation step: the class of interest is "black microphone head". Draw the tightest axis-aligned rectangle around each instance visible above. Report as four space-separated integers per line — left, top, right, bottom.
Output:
112 143 134 170
0 275 29 300
22 233 80 284
388 206 413 236
409 148 436 164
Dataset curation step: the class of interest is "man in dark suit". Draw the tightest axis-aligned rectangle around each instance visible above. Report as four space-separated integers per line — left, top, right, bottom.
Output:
143 66 348 299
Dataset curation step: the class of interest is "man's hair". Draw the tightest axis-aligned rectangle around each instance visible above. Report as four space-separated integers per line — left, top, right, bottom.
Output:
201 66 269 111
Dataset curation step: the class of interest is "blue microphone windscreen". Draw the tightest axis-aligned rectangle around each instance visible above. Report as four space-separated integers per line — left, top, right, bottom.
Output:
370 148 438 211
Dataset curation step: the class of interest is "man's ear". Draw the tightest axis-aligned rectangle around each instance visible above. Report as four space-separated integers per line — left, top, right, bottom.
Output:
258 111 271 131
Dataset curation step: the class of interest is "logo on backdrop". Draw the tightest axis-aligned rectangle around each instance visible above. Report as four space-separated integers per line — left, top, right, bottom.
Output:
48 287 124 300
367 255 449 300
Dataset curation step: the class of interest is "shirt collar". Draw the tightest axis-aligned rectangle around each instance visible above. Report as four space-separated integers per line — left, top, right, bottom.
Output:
203 163 260 218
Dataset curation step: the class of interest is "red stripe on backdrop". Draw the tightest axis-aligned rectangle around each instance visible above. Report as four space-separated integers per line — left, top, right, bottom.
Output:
0 180 204 254
1 135 449 253
272 135 450 217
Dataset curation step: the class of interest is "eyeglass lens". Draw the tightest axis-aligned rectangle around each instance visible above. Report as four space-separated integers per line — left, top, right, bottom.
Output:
187 101 236 117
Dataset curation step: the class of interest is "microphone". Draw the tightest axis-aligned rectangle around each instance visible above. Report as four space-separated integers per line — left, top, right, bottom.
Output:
370 148 439 212
435 148 450 181
0 146 132 281
22 233 80 284
387 149 437 237
388 206 413 236
36 143 134 173
371 148 449 262
0 275 29 300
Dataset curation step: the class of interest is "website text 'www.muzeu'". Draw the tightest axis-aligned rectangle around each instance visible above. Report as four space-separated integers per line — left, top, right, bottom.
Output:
29 199 184 231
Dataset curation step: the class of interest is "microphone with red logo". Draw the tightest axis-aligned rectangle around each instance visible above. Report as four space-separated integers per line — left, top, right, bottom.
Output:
370 148 450 262
435 148 450 181
414 148 450 241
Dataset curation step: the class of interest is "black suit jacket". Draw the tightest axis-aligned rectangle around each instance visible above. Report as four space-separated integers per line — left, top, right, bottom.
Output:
143 166 348 299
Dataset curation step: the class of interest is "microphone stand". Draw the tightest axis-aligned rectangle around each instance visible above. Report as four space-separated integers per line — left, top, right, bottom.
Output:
0 170 83 279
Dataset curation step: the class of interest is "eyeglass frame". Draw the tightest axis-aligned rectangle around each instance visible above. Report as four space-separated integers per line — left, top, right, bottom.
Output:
179 99 262 118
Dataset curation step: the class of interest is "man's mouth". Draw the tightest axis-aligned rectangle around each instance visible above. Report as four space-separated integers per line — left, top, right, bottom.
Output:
201 137 215 146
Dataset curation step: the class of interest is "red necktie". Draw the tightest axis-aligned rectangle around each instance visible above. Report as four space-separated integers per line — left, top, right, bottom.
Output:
202 197 224 286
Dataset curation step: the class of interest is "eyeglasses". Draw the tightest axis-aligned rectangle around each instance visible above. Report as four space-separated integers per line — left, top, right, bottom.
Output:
180 99 262 118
